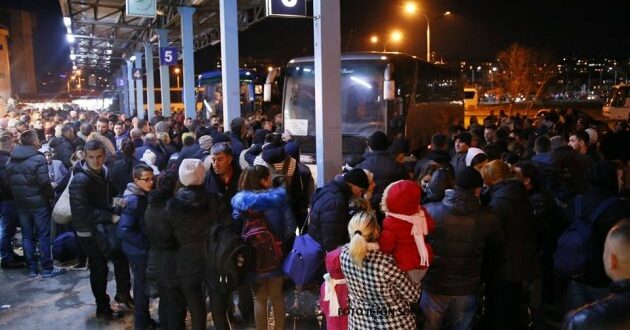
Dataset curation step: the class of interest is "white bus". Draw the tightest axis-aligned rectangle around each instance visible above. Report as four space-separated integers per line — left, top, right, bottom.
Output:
603 84 630 121
282 52 464 160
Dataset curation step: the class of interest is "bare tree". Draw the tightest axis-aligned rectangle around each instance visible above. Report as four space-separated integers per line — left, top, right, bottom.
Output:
492 43 557 115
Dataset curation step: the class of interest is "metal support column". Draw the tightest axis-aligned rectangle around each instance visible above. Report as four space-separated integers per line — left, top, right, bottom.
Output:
126 60 136 117
178 6 196 120
134 51 145 119
313 0 342 186
121 63 129 116
157 29 171 117
144 42 156 121
219 0 241 129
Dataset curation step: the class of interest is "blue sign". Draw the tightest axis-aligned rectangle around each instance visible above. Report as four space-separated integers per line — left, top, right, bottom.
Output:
160 47 179 66
266 0 307 17
116 78 125 87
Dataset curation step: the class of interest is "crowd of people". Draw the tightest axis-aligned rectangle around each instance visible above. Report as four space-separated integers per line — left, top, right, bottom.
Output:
0 106 629 330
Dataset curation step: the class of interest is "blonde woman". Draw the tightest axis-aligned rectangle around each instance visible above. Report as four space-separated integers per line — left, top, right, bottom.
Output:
339 211 421 329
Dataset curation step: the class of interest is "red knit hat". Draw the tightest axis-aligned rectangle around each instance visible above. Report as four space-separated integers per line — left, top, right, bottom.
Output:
384 180 421 216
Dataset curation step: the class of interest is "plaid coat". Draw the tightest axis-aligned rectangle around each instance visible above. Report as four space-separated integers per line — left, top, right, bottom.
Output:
340 244 421 329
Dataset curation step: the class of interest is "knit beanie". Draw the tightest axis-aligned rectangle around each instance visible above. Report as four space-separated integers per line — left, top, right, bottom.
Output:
465 147 486 167
455 132 472 146
198 135 213 151
383 180 421 215
343 168 369 190
178 158 206 187
455 166 484 189
368 131 390 151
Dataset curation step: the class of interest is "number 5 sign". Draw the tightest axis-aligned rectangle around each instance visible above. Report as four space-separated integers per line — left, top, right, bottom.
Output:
160 47 179 66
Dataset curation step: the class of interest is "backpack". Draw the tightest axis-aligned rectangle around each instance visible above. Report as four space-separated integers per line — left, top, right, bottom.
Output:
207 223 249 291
241 211 284 275
269 155 294 190
553 195 619 278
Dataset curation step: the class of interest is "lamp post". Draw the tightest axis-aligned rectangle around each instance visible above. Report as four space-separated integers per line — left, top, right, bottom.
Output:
404 2 450 63
174 67 181 88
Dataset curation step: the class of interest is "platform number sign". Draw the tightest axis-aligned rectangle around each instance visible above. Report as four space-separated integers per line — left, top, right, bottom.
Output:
133 68 143 79
160 47 178 66
265 0 307 17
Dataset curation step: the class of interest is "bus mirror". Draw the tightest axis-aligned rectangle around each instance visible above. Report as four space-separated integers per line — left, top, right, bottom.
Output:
264 83 272 102
384 80 395 100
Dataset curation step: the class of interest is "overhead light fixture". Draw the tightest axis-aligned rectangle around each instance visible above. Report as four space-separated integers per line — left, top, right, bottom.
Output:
129 55 136 62
63 17 71 27
66 34 75 43
73 65 77 70
70 54 76 60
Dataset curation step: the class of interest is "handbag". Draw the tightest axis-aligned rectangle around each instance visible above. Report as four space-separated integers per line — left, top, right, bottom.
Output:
52 173 73 225
282 221 326 288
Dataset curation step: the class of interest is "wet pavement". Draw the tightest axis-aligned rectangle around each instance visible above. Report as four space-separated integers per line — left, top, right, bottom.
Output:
0 262 322 329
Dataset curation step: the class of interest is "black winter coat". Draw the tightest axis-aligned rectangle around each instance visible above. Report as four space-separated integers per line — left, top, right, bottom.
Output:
307 175 353 252
563 189 630 287
69 161 118 234
415 149 451 177
357 150 408 211
50 136 81 169
165 186 210 282
423 188 501 296
206 166 241 227
6 145 53 209
144 190 180 288
0 150 12 201
110 156 142 196
483 179 539 282
561 279 630 330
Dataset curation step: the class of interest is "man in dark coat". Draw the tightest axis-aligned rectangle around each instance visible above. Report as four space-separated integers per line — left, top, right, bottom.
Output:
307 169 370 252
421 167 501 330
357 131 408 213
415 133 451 177
450 132 471 177
0 134 23 269
49 123 83 169
227 117 248 161
70 139 132 320
6 130 63 278
204 142 250 329
563 160 630 311
562 220 630 330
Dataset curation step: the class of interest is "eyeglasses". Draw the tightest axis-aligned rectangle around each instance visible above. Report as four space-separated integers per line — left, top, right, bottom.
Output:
138 177 154 182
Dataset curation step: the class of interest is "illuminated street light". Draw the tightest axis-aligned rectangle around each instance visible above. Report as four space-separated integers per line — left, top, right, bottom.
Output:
403 2 451 62
370 35 379 44
383 30 403 52
173 67 181 88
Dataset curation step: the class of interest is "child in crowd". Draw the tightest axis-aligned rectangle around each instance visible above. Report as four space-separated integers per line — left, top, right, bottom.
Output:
320 248 349 330
379 180 435 283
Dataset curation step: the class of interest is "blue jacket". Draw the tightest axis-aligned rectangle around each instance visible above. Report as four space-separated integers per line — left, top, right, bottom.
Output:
232 187 296 245
232 187 296 280
118 183 149 264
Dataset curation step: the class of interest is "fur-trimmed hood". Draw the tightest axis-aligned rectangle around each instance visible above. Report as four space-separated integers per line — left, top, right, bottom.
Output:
231 187 287 212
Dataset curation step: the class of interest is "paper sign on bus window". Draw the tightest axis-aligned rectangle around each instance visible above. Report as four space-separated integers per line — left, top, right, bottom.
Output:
285 119 308 136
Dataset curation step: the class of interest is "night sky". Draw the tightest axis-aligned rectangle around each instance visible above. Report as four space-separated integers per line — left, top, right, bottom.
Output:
1 0 629 78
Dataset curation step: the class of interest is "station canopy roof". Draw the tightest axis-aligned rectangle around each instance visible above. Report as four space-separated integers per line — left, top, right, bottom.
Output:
58 0 267 73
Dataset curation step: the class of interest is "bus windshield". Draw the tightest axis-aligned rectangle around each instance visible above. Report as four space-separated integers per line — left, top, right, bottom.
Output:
283 60 387 137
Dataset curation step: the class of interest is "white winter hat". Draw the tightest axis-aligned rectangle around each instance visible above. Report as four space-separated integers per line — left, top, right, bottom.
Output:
465 147 486 167
178 158 206 187
585 128 598 145
140 149 156 165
